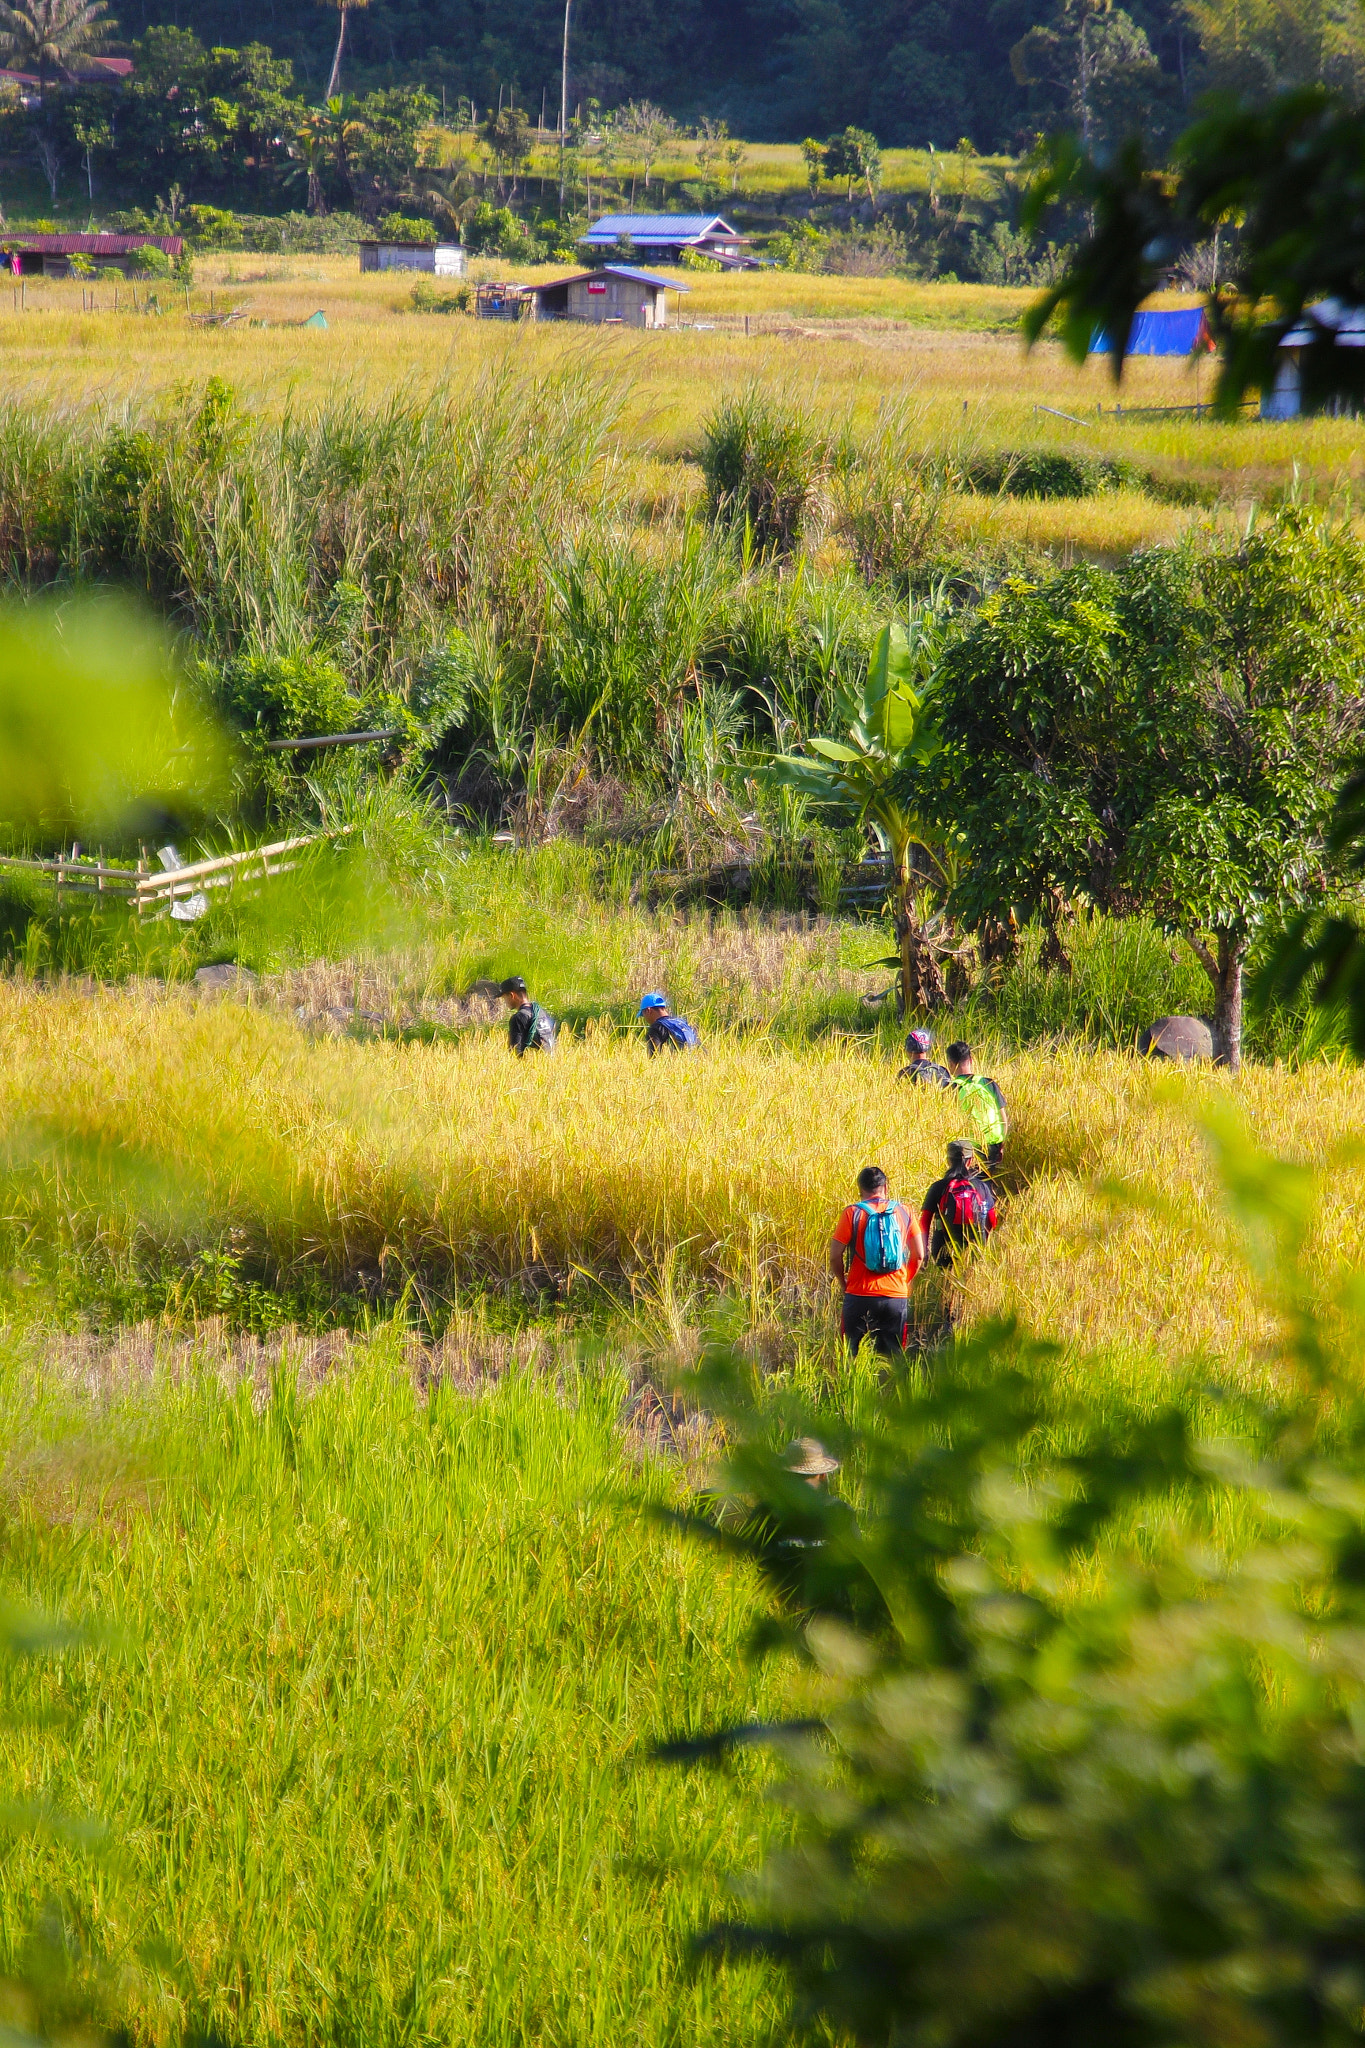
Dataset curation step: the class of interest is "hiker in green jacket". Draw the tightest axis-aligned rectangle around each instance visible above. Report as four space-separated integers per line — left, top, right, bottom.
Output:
945 1041 1007 1170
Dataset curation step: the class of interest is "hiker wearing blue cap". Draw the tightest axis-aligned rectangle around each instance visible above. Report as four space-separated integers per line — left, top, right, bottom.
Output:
897 1027 952 1087
638 992 699 1055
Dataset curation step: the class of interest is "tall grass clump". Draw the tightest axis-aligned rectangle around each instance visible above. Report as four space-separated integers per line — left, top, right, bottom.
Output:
699 391 827 557
0 363 624 678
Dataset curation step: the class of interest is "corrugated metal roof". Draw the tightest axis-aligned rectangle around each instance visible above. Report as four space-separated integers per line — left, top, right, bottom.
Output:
537 265 689 292
0 232 183 255
581 213 735 242
1279 297 1365 348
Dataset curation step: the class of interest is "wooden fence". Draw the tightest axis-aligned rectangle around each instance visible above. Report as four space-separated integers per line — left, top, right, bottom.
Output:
0 829 343 917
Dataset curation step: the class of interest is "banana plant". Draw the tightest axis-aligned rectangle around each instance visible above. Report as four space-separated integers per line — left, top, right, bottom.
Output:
766 609 956 1015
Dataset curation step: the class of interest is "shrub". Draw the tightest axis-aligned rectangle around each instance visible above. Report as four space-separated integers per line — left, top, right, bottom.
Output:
379 212 438 244
968 219 1074 287
129 244 173 280
207 651 356 742
678 245 723 271
767 221 828 272
410 279 470 315
700 393 823 557
821 224 908 276
966 449 1142 499
182 205 241 250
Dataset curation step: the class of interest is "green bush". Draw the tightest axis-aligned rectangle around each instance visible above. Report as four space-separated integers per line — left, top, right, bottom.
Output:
207 650 356 742
966 449 1144 499
379 211 438 244
129 244 173 280
410 279 470 315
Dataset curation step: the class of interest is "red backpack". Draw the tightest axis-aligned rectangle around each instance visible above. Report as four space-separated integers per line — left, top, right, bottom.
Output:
938 1174 991 1243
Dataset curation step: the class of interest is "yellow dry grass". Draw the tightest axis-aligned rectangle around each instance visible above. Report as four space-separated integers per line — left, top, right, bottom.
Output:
6 982 1361 1390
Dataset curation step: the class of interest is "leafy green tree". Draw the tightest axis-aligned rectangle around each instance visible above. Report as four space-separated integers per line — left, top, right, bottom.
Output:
824 124 882 201
1012 0 1178 154
914 515 1365 1067
1186 0 1365 102
480 101 532 202
800 133 825 193
351 85 438 210
767 614 952 1014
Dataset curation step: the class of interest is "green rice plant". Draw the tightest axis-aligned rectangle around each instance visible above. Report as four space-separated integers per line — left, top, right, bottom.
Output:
0 1343 804 2046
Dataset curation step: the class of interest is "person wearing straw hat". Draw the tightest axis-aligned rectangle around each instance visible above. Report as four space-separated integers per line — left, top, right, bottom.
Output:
783 1437 840 1488
638 992 699 1054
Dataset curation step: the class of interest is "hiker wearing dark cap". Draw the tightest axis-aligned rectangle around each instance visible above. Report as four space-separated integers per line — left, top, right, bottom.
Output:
897 1027 952 1087
498 976 557 1057
828 1165 924 1359
921 1139 998 1268
638 992 699 1055
945 1040 1007 1169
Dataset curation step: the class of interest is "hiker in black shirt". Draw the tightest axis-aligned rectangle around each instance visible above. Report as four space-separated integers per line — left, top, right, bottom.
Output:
921 1139 998 1267
498 975 556 1056
897 1026 952 1087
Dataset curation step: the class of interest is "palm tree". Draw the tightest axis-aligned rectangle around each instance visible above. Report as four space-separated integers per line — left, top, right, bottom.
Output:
0 0 110 98
319 0 369 102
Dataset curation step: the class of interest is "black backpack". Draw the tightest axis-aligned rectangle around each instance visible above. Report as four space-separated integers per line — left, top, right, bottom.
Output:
526 1001 557 1053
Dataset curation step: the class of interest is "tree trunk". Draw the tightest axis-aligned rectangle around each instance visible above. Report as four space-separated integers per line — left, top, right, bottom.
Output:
897 859 946 1016
326 6 348 102
1186 930 1246 1071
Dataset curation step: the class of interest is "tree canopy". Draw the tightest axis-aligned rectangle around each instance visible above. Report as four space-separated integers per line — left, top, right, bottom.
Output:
906 513 1365 1067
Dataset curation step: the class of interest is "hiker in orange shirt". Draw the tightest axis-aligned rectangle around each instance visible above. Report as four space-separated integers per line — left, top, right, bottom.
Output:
828 1164 925 1358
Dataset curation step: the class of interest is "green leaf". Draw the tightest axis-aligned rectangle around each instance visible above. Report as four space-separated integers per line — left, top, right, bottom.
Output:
808 738 863 763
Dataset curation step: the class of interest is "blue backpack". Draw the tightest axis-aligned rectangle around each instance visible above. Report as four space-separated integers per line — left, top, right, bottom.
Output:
855 1200 906 1274
658 1016 699 1049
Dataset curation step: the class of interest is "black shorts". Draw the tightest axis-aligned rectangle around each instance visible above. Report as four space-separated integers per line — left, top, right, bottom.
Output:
842 1295 908 1358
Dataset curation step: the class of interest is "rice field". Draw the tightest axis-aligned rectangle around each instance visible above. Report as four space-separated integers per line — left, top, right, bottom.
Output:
4 261 1363 560
0 250 1361 2048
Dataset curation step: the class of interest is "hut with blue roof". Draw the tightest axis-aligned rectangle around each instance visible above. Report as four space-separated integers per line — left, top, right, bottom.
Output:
578 213 755 267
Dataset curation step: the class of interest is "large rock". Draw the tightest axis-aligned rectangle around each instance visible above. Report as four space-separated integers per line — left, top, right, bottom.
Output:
194 963 258 994
1137 1014 1215 1062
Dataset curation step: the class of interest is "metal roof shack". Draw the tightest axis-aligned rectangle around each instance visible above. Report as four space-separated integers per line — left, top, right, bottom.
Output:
579 212 757 268
359 238 465 276
1261 298 1365 419
534 264 686 328
0 231 182 277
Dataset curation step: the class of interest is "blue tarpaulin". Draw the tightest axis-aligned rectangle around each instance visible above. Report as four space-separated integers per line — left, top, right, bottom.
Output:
1090 307 1213 356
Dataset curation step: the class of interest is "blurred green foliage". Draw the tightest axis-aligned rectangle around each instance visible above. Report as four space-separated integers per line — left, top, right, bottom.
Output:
663 1117 1365 2048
